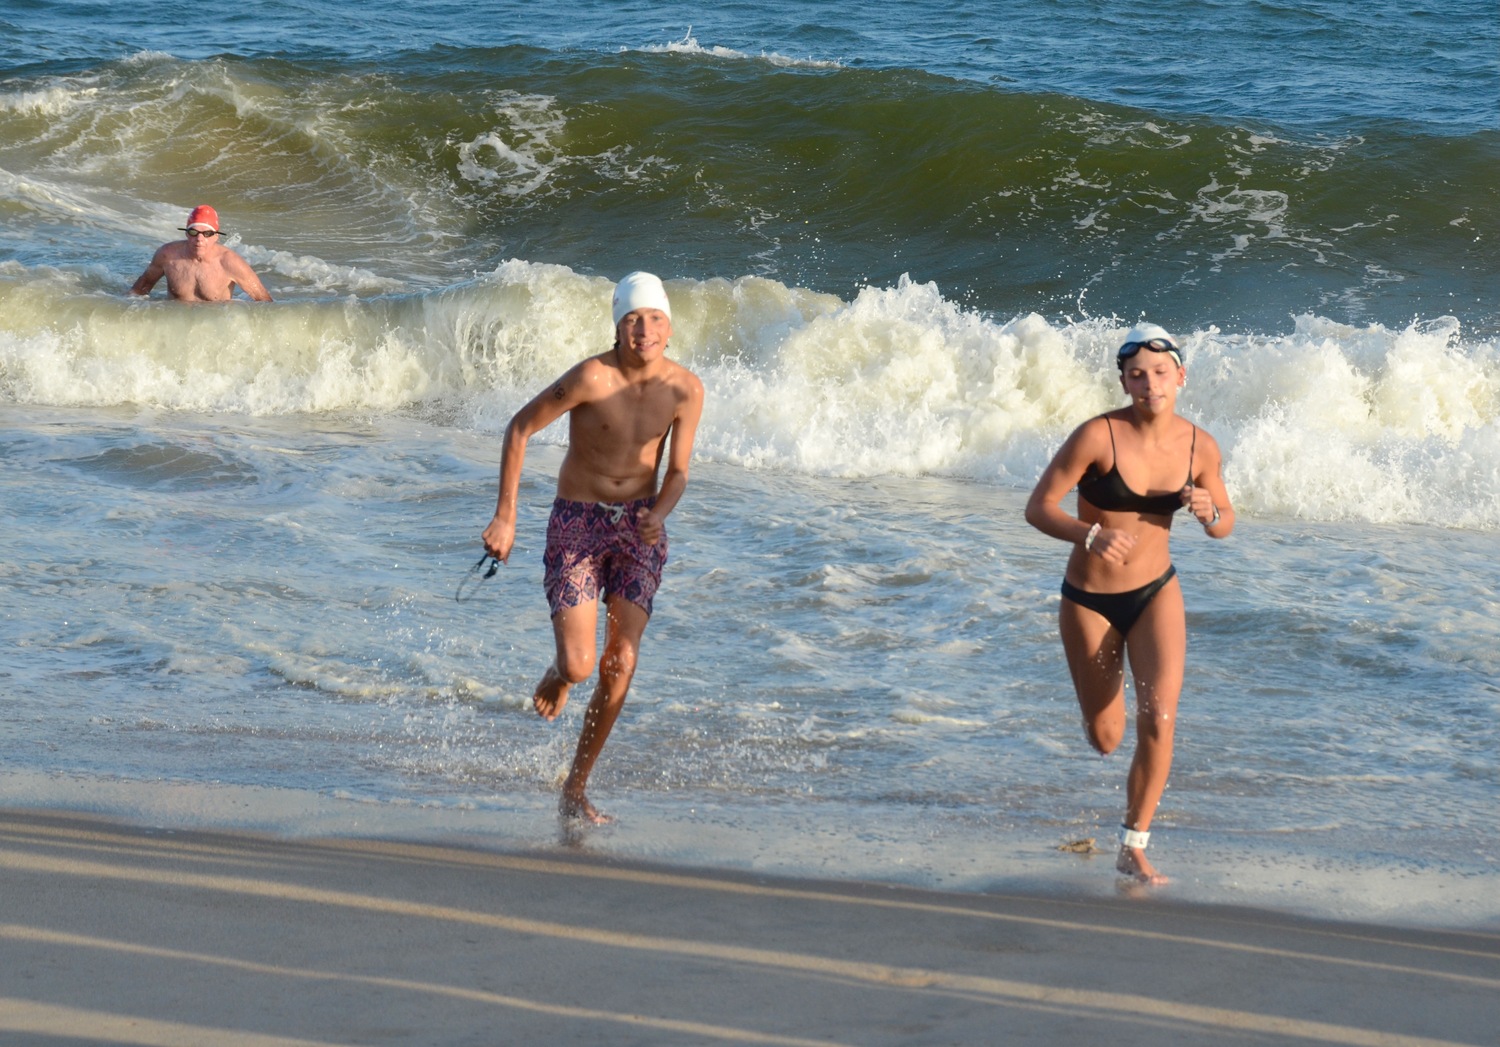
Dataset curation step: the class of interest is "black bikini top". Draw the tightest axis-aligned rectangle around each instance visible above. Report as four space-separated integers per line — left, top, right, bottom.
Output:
1077 416 1196 516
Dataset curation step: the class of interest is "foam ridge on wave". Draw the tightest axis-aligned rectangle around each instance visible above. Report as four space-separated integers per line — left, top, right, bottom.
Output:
3 260 1497 528
633 30 845 70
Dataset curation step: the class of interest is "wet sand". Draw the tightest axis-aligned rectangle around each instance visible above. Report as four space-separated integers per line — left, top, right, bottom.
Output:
1 807 1496 1046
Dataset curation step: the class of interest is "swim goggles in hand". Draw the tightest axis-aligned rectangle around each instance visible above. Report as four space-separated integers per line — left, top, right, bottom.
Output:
455 554 502 603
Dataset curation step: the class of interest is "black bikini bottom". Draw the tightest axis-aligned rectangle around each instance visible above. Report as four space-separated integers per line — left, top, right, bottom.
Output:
1060 565 1177 637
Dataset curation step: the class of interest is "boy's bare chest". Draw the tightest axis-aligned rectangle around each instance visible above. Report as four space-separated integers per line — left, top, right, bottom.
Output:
575 388 674 444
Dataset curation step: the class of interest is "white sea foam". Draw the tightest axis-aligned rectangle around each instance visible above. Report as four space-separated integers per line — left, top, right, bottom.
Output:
242 245 405 295
119 50 177 68
453 91 569 197
634 30 844 70
3 261 1498 527
0 83 92 116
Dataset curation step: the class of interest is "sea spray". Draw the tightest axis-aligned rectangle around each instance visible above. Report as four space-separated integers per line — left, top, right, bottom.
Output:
5 263 1499 526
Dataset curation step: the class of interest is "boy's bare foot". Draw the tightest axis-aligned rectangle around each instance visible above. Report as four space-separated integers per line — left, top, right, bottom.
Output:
560 788 613 825
532 666 570 720
1117 845 1169 885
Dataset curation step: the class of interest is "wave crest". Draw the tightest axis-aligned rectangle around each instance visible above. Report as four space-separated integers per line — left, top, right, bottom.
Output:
4 263 1497 527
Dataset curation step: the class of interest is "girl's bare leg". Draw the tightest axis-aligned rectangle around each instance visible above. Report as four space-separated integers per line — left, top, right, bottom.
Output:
1059 599 1127 757
1117 578 1186 885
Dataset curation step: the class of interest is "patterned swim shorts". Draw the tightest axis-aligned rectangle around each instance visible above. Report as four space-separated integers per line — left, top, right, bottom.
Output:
543 497 668 617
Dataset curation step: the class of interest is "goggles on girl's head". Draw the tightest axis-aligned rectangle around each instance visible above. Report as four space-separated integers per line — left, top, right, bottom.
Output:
1117 337 1183 369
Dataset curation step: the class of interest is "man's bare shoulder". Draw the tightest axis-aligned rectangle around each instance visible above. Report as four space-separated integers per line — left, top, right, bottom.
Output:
568 352 625 393
666 355 703 383
219 246 255 270
565 351 702 406
575 351 620 375
532 353 618 412
655 355 705 399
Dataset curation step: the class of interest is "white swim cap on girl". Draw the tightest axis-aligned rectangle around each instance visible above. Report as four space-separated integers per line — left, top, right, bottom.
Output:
611 271 672 326
1121 322 1177 348
1118 323 1183 368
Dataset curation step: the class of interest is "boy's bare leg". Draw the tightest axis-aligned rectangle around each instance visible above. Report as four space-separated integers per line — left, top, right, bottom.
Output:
534 601 600 721
560 595 649 823
532 665 569 720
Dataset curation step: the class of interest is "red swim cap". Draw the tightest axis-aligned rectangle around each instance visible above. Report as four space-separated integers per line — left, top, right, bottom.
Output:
184 205 219 231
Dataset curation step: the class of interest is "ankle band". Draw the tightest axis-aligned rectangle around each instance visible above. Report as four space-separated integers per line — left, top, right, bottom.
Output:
1120 826 1150 850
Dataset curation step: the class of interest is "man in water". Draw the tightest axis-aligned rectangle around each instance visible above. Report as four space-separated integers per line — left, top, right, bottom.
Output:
130 205 273 302
482 271 704 823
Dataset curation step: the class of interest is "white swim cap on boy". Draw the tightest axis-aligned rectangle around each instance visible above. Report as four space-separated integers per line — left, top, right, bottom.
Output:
611 271 672 327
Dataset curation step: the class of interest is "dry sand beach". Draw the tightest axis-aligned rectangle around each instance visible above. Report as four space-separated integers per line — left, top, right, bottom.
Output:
1 807 1497 1046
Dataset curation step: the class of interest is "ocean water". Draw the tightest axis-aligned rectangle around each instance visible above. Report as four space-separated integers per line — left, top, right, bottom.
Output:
2 1 1498 929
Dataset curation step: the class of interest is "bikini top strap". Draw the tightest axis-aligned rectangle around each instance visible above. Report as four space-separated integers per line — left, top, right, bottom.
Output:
1103 414 1118 469
1186 424 1198 483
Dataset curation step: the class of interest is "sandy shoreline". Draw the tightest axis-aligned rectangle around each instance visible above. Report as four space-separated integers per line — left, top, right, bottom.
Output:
4 771 1498 935
2 805 1497 1046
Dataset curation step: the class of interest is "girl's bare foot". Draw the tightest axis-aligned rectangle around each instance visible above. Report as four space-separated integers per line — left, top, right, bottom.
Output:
560 788 612 825
1117 845 1169 885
